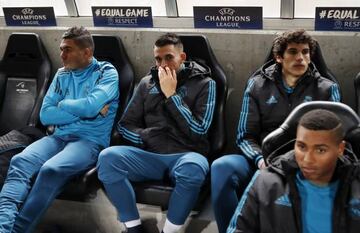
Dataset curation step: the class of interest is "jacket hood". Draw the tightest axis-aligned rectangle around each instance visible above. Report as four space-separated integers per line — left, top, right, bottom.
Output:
259 60 322 82
150 60 211 86
269 149 358 179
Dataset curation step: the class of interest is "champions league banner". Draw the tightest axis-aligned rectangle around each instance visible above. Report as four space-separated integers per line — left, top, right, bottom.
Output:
3 7 56 26
193 6 262 29
315 7 360 31
92 6 153 28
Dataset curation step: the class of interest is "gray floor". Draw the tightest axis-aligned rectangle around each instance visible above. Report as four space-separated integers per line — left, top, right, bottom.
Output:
35 189 218 233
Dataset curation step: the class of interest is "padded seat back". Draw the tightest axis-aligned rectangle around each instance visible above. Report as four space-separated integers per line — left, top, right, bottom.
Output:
0 33 51 135
180 34 228 160
92 34 135 145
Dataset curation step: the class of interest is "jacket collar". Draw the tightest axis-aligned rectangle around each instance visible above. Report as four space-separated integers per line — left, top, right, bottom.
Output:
269 150 358 182
260 60 321 83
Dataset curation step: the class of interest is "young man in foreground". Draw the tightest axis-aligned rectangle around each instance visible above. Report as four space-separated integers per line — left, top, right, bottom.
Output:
228 109 360 233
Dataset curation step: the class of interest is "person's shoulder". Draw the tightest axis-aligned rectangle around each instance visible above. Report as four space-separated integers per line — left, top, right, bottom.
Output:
132 74 153 92
308 64 337 86
259 168 282 180
55 67 70 78
247 62 277 87
97 60 117 72
253 169 286 192
185 61 212 80
314 75 338 92
316 75 337 84
200 76 216 86
244 73 271 94
139 74 152 84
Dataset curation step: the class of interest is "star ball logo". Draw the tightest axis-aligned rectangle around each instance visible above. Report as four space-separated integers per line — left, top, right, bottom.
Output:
219 8 235 16
334 20 343 29
21 8 34 15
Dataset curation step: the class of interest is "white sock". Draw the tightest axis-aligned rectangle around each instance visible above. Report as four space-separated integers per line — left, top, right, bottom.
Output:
162 218 182 233
124 219 142 228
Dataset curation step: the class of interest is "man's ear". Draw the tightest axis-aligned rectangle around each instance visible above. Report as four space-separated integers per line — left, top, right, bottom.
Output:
337 140 346 158
275 55 282 64
180 52 186 62
84 47 92 59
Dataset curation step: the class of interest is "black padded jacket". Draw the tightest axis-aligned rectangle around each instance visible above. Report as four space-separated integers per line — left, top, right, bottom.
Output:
118 61 216 155
228 150 360 233
236 61 341 167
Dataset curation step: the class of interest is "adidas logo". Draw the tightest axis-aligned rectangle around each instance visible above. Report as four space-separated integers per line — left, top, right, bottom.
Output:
275 194 292 207
349 198 360 218
266 95 278 105
149 86 159 94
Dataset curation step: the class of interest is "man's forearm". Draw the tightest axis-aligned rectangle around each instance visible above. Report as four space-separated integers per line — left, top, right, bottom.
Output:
40 106 79 125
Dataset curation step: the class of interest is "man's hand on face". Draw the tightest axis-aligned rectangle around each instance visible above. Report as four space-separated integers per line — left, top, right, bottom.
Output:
100 104 110 117
158 66 177 98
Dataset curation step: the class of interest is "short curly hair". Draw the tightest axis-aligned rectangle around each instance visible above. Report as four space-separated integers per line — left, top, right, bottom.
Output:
272 29 317 59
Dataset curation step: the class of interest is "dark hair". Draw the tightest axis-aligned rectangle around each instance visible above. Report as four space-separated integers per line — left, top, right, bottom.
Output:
62 26 94 52
298 109 344 142
272 29 317 58
155 33 183 50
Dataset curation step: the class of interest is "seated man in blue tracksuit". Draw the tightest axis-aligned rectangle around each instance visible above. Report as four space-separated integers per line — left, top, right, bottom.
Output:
0 26 119 233
97 33 216 233
211 29 341 233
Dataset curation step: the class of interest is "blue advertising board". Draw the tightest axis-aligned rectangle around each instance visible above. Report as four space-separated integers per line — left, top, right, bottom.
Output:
3 7 56 26
194 7 262 29
92 6 153 28
315 7 360 31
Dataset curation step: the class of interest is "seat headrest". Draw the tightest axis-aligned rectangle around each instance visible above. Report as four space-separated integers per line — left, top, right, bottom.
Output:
92 34 134 105
282 101 359 133
0 32 51 78
262 101 360 162
179 34 226 83
3 33 46 61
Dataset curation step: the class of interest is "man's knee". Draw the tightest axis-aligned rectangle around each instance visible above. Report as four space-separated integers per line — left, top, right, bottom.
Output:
9 154 23 168
97 147 129 184
173 161 208 188
97 147 126 171
211 155 249 176
211 156 232 174
8 153 35 178
37 163 63 180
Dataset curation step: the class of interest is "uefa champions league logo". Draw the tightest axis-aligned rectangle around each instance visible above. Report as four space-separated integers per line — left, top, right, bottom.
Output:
21 8 34 15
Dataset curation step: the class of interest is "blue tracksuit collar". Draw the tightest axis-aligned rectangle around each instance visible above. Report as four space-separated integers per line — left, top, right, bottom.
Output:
71 57 97 78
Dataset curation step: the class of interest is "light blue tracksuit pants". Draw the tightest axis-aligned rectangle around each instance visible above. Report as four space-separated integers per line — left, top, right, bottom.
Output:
211 154 255 233
97 146 209 225
0 135 101 233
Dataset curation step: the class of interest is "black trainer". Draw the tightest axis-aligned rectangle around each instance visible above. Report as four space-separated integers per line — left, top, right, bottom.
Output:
127 225 145 233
